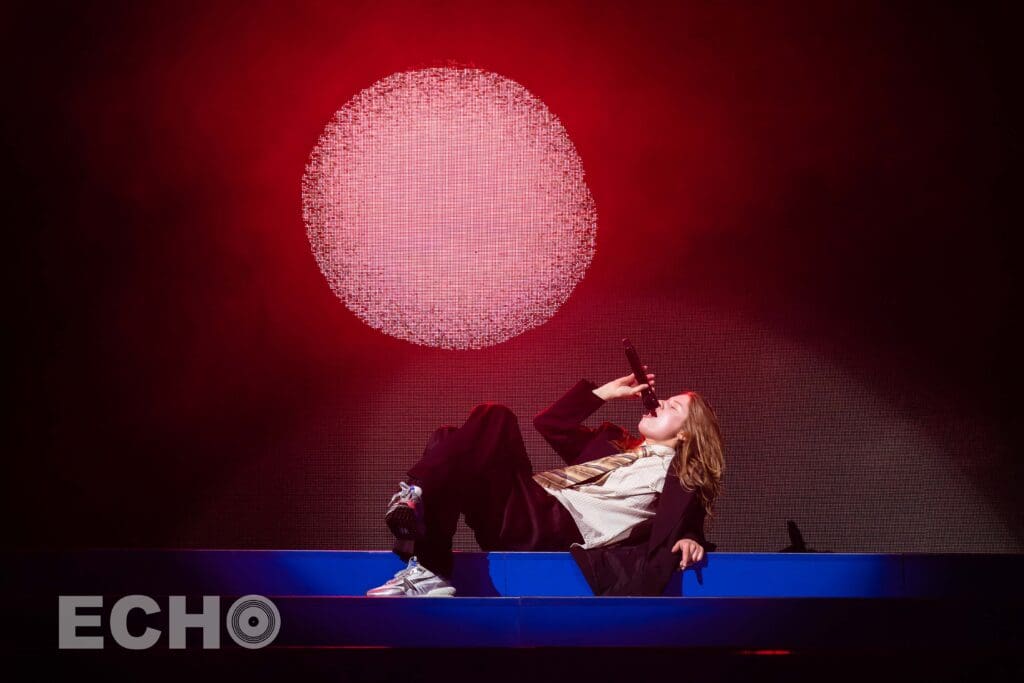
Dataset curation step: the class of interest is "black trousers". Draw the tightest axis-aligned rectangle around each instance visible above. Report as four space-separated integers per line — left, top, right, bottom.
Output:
394 403 585 578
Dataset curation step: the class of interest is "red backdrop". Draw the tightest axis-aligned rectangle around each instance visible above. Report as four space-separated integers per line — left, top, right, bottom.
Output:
6 0 1019 552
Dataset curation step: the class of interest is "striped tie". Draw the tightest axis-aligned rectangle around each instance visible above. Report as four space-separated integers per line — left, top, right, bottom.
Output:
533 445 653 491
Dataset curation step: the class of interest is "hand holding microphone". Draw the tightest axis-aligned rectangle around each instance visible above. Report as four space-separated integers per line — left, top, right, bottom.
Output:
592 368 656 402
591 338 660 416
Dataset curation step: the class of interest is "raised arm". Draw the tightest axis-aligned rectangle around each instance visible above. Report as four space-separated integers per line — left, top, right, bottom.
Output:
532 379 606 464
533 370 655 464
589 367 655 402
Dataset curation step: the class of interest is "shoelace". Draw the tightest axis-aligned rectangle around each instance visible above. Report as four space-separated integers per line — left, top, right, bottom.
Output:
400 565 435 592
392 556 419 580
389 481 419 507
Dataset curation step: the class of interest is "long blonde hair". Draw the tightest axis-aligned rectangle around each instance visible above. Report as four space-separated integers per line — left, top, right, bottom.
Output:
613 391 725 523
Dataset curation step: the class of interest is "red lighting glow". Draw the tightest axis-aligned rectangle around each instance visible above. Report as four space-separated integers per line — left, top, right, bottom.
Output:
302 68 597 349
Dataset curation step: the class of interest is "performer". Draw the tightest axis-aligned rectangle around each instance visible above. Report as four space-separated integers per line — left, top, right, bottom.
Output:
366 368 724 596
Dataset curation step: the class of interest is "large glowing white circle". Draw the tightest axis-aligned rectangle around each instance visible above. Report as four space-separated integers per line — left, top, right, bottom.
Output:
301 68 597 349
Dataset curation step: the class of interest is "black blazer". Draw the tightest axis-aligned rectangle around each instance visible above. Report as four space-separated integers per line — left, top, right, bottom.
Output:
533 379 710 596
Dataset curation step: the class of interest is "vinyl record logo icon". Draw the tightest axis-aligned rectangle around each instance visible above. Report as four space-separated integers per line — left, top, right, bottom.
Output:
226 595 280 649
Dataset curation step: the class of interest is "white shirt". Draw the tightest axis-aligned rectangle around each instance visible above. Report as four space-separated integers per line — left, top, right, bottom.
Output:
544 441 677 550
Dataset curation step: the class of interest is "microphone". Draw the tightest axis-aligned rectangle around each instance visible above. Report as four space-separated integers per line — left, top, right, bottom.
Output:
622 337 659 416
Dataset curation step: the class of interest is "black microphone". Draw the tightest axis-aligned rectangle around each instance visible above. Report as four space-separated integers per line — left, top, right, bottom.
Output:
622 337 659 416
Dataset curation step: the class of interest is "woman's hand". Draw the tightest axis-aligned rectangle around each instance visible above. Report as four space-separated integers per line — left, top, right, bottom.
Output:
672 538 704 570
592 367 655 401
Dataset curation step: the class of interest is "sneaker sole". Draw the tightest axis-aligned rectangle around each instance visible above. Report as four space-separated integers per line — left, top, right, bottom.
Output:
385 506 424 541
365 584 456 597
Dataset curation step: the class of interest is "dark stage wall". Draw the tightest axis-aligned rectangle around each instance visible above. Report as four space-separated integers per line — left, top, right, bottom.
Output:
6 1 1020 553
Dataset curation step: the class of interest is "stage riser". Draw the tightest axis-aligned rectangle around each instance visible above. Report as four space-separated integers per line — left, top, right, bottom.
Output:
7 551 1022 652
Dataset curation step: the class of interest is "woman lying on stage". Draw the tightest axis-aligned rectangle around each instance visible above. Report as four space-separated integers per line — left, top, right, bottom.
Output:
366 368 724 597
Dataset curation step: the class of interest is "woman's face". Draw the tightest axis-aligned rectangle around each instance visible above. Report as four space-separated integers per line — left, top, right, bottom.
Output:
638 393 691 443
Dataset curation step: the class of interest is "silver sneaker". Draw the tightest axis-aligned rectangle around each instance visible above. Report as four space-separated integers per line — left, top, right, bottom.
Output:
371 555 421 589
385 481 426 540
366 556 456 597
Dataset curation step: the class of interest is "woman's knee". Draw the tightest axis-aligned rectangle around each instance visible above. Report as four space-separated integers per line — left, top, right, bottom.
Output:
424 425 458 452
468 402 517 422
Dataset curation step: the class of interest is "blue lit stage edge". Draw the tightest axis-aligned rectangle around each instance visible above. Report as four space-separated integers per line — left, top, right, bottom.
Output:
7 550 1023 653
